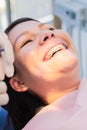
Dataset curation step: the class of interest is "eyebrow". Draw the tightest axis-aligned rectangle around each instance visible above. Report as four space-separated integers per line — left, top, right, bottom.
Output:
14 23 45 42
14 31 28 45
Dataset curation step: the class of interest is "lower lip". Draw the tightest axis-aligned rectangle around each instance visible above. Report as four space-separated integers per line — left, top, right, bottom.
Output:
43 48 66 61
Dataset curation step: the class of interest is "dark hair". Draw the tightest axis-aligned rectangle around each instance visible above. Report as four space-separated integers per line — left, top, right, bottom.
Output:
3 17 47 130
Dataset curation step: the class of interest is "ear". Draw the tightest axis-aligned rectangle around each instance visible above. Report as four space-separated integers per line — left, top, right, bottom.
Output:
9 76 29 92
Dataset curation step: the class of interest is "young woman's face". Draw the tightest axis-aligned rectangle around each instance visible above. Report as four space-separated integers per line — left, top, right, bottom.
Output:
8 20 79 97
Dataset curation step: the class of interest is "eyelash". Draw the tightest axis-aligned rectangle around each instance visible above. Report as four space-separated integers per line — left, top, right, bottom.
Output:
21 40 33 48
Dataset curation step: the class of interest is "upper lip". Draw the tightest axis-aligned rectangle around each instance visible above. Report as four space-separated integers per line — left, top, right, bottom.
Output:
43 38 68 61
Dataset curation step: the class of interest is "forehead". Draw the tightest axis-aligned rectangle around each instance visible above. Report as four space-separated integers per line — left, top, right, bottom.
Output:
8 21 40 45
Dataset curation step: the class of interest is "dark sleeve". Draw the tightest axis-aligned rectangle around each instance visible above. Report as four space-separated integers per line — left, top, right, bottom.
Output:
0 107 14 130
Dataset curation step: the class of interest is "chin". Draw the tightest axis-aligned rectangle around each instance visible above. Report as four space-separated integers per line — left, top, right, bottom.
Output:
58 49 78 69
60 55 78 73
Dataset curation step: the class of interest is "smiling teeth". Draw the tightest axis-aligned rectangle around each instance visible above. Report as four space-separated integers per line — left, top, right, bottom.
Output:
46 44 65 59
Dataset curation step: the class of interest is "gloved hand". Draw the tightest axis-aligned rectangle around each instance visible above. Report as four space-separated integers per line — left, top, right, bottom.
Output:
0 31 14 105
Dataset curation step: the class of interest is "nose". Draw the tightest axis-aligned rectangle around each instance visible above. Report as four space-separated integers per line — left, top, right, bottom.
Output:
39 32 55 46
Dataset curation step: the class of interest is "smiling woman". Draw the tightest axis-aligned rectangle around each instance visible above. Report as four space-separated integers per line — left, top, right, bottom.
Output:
2 17 87 130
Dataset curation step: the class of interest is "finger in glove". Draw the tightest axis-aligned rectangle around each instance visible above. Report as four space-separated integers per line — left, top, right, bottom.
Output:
0 82 7 93
1 51 14 77
0 57 4 80
0 93 9 105
0 31 14 64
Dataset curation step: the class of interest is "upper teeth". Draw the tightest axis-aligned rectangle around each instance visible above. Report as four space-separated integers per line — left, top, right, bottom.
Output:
46 44 65 59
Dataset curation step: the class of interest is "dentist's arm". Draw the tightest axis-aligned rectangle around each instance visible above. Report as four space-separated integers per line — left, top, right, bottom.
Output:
0 31 14 105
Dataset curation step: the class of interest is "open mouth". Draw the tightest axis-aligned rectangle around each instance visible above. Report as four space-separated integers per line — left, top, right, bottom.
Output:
43 43 68 61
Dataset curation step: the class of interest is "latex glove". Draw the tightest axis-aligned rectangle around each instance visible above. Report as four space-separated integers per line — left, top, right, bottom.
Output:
0 31 14 105
0 81 9 105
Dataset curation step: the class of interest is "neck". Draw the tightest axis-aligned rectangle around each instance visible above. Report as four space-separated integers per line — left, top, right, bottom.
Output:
46 81 80 104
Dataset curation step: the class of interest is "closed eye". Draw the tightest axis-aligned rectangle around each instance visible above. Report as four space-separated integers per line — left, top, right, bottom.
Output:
49 27 55 31
21 40 33 48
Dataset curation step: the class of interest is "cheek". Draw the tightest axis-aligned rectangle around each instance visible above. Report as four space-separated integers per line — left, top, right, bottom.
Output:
15 50 39 75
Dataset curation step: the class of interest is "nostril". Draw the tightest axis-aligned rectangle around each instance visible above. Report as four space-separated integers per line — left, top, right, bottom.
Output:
51 33 54 37
43 36 49 41
43 33 54 42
